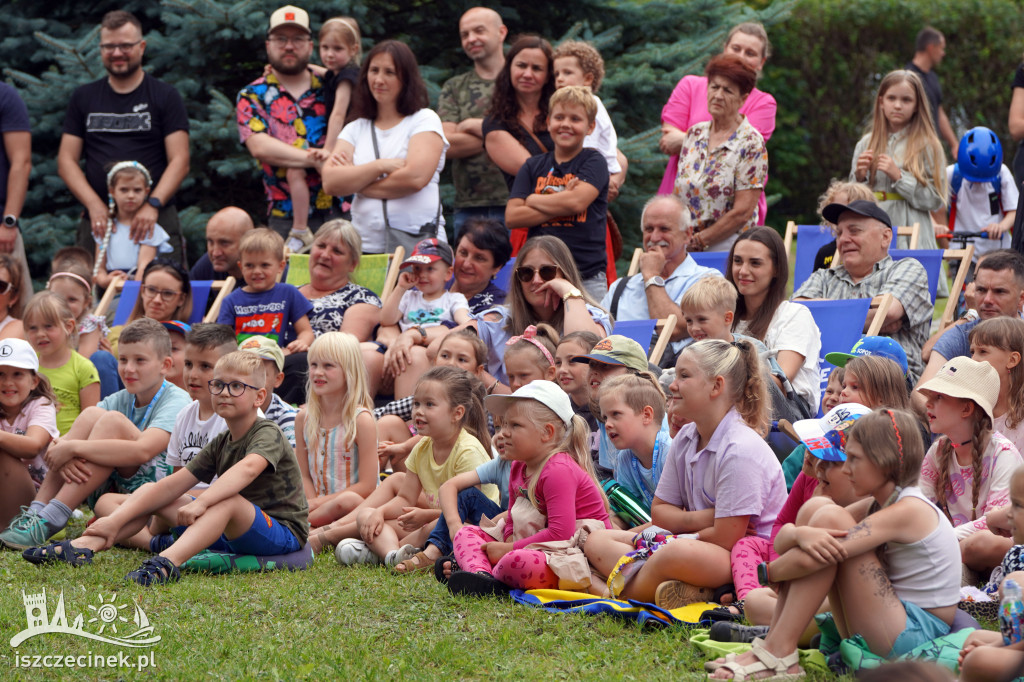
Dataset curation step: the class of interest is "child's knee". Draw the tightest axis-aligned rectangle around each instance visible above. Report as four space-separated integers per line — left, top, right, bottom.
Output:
808 502 853 530
795 496 833 525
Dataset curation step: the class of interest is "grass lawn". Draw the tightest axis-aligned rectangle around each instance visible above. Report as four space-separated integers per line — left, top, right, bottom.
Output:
0 522 845 681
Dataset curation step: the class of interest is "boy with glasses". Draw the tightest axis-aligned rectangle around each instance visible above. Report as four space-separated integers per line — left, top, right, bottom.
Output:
21 351 309 586
0 318 191 550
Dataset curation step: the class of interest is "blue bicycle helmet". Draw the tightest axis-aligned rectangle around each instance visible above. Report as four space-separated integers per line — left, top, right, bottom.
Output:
957 126 1002 183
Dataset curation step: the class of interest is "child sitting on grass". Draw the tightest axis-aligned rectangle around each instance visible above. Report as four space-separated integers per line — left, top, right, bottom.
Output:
23 351 309 585
599 373 672 515
0 318 191 550
217 228 314 352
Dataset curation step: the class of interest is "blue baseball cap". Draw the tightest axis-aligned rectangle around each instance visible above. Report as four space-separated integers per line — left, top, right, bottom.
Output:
824 335 908 376
793 403 872 462
161 320 191 337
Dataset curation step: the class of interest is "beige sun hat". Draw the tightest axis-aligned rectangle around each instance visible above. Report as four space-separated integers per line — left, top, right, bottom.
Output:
917 356 999 421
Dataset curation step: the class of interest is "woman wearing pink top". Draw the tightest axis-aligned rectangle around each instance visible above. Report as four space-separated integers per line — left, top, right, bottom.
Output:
658 22 777 224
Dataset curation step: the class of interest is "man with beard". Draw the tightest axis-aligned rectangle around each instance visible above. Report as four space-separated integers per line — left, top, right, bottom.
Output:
438 7 509 240
237 5 332 247
601 194 721 346
58 10 190 265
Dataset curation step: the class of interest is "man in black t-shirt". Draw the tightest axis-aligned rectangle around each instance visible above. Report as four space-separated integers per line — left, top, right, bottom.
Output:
906 26 958 158
57 10 189 265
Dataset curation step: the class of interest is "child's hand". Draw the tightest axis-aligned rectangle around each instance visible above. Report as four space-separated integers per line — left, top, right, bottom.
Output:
59 458 93 485
959 630 1004 666
398 506 427 531
81 516 121 551
45 439 76 471
177 498 208 526
794 526 847 564
398 271 417 290
482 541 513 564
854 150 873 181
875 154 901 182
357 507 384 543
986 221 1008 239
286 338 309 354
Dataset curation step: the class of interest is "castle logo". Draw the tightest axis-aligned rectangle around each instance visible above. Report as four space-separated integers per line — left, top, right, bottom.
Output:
11 588 160 648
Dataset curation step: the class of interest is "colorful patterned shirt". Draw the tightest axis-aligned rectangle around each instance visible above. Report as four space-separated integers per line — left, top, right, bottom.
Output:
674 115 767 238
236 71 331 220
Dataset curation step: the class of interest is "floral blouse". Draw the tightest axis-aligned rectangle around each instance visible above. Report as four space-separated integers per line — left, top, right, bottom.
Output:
306 283 382 336
674 116 768 239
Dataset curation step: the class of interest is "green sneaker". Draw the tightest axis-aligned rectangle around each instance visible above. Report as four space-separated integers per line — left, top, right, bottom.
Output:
0 510 55 550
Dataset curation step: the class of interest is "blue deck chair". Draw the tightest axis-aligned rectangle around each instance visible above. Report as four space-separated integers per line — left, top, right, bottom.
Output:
494 257 515 293
794 298 872 416
98 278 235 326
689 251 729 275
889 249 943 304
613 319 657 352
784 222 835 292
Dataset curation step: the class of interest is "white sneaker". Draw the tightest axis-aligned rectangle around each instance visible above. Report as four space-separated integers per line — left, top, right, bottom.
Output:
334 538 381 566
385 544 420 567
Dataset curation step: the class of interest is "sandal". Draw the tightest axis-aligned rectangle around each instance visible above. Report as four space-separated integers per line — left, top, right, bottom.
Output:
434 553 459 585
126 556 180 586
705 637 804 680
385 544 420 568
700 604 745 626
394 550 435 574
448 570 510 597
22 540 94 567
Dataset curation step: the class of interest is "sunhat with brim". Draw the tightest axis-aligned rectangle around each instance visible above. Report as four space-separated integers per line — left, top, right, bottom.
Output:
485 380 573 427
793 402 872 462
917 356 999 422
825 335 908 376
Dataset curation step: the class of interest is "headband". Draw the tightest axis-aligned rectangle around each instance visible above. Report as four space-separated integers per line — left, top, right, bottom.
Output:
106 161 152 188
506 325 555 367
322 18 359 39
48 272 91 292
886 409 904 466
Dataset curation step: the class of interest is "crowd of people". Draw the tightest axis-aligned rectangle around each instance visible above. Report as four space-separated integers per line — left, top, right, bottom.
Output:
6 4 1024 679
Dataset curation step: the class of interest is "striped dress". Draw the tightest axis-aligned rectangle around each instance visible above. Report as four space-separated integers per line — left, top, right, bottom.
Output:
308 408 373 496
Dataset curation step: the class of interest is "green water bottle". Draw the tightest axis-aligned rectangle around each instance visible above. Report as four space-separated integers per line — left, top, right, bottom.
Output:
602 479 651 528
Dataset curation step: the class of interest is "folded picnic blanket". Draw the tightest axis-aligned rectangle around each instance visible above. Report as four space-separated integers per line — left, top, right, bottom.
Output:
181 543 314 574
510 588 715 627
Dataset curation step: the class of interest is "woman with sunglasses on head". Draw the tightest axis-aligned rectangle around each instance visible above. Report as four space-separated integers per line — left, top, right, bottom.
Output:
106 258 192 355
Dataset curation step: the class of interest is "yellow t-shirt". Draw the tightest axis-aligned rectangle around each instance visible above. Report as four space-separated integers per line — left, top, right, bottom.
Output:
38 351 100 435
405 428 498 508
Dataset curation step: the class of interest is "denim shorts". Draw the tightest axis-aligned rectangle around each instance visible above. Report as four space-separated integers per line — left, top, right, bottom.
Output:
889 600 952 658
174 503 300 556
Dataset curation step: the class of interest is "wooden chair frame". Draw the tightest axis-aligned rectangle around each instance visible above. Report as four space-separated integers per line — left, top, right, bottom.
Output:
648 315 677 367
94 276 236 324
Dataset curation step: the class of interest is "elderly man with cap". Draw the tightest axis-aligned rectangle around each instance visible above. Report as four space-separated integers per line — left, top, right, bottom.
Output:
602 195 721 347
572 335 661 479
794 200 932 383
237 5 335 249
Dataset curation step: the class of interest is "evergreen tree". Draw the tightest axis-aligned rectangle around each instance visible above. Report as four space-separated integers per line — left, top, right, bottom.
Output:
3 0 792 277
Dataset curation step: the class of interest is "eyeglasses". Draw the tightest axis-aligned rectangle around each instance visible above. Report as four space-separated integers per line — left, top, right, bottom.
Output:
515 265 560 283
267 35 312 47
208 379 261 397
141 284 182 300
99 40 143 53
0 281 12 296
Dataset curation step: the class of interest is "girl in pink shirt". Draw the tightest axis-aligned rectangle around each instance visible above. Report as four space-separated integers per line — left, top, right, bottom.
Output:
448 380 611 596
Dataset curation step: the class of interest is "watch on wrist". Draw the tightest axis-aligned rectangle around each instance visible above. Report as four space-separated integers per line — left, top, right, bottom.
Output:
2 215 18 230
961 309 979 323
147 197 164 210
561 287 583 303
644 276 666 290
413 325 427 341
757 561 771 587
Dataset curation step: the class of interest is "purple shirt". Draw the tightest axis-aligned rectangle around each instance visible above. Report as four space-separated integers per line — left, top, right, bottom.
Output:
654 408 786 538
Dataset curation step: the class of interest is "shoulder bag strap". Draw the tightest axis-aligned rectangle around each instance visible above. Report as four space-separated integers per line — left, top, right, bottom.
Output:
369 123 391 230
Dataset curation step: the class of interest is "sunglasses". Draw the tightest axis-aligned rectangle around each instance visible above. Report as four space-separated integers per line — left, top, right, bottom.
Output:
0 280 12 296
515 265 560 283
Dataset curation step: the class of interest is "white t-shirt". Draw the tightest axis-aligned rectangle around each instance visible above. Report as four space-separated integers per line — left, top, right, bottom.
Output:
398 289 468 331
95 219 172 272
946 164 1019 259
737 299 822 412
339 109 449 253
584 94 621 174
166 400 229 490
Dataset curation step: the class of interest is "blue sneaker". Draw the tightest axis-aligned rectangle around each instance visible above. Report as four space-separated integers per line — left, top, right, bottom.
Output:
0 509 55 550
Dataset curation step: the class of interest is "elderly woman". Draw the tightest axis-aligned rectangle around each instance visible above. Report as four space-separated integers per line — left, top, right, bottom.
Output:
448 217 511 315
277 219 383 403
673 54 768 253
323 40 448 255
659 22 776 225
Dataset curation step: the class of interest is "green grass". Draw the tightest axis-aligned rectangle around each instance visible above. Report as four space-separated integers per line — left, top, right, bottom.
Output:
0 526 847 681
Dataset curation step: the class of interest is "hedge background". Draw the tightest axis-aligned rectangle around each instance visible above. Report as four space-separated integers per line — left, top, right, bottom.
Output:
2 0 1022 280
